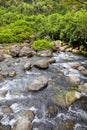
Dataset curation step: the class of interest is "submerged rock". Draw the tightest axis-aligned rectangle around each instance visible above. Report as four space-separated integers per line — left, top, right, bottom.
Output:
12 110 34 130
0 71 9 78
53 91 81 107
46 105 58 118
9 71 16 78
34 59 49 69
37 49 53 57
23 62 31 71
27 76 48 91
79 83 87 93
67 76 81 87
78 66 87 76
2 106 13 114
0 89 8 97
56 120 75 130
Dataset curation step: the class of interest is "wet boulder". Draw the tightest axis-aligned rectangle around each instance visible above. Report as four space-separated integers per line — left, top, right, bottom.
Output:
72 48 80 54
0 71 9 78
9 71 16 78
0 89 8 97
0 54 5 62
56 120 75 130
67 76 81 87
59 45 69 52
48 57 56 64
23 62 31 71
53 91 81 107
78 66 87 76
12 110 34 130
19 46 36 57
71 63 81 69
37 49 53 57
79 83 87 93
3 54 12 59
2 106 13 114
66 47 72 52
27 76 48 91
34 59 49 69
9 45 21 57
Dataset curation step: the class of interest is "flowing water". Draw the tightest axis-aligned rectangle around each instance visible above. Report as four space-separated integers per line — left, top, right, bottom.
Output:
0 52 87 130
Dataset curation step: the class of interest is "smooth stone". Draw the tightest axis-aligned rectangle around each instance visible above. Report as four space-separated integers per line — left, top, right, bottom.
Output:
1 71 9 78
79 83 87 93
9 45 21 57
67 76 81 87
37 49 53 57
72 48 80 54
2 106 13 114
78 66 87 76
66 47 72 52
12 110 34 130
23 62 31 71
27 76 48 91
19 110 35 122
12 118 32 130
34 59 49 69
3 54 12 59
59 45 69 52
9 71 16 78
48 58 56 64
0 89 8 97
19 46 36 57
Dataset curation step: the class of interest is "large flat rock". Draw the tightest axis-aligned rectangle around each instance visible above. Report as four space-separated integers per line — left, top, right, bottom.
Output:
27 76 48 91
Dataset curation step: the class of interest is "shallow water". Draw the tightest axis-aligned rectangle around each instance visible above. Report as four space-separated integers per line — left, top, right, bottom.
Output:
0 52 87 130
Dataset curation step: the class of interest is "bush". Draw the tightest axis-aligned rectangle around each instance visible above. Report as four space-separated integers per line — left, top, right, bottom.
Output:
59 10 87 47
32 39 53 51
0 28 16 43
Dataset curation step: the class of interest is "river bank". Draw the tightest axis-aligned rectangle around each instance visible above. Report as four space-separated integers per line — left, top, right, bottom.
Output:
0 42 87 130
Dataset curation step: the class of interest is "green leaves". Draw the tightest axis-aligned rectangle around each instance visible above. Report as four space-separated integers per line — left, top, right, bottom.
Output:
32 39 53 51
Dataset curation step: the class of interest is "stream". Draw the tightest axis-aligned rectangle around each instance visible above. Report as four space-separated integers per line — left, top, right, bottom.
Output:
0 52 87 130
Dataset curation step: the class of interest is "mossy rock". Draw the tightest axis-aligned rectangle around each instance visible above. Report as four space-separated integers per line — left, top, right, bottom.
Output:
53 90 81 107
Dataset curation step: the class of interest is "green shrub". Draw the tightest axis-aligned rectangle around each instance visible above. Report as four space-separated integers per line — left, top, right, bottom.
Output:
59 10 87 47
32 39 53 51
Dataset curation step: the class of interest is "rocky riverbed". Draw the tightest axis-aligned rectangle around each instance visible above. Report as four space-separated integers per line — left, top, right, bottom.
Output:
0 43 87 130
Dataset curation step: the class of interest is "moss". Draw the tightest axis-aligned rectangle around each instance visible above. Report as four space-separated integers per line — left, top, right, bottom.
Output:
32 39 54 51
54 90 78 107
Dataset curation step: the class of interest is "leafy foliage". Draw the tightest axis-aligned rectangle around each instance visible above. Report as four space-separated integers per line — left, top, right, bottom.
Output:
32 39 53 51
0 0 87 52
